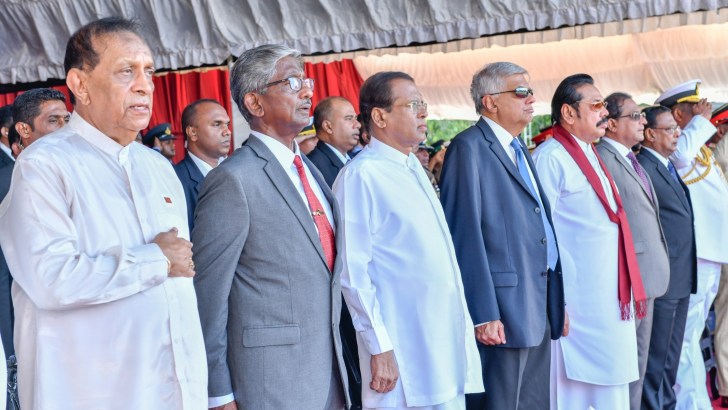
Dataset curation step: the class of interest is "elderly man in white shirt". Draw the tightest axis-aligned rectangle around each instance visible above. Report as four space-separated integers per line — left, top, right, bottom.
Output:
333 71 483 410
0 18 207 409
533 74 645 410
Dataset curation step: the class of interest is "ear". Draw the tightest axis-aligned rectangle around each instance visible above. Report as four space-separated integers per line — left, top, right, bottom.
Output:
483 95 497 113
10 142 21 157
66 68 90 106
186 126 198 142
560 104 576 125
15 122 29 138
644 128 655 142
244 93 264 118
371 107 387 129
323 119 333 134
0 126 8 138
607 118 618 132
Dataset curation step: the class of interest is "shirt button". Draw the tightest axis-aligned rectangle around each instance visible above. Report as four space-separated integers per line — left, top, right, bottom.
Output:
541 238 547 245
535 207 541 214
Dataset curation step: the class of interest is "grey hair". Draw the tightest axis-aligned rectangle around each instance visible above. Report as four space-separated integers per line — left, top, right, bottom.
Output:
470 62 528 114
230 44 302 121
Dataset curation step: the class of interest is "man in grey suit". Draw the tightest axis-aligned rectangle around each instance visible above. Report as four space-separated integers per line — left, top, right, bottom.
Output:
595 92 670 410
192 44 348 410
440 62 565 409
638 105 697 410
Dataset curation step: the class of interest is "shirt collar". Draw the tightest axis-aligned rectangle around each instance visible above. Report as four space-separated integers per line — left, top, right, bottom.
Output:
187 151 215 177
69 112 131 160
325 142 350 164
368 136 413 168
482 116 518 147
642 146 670 167
250 130 301 168
601 136 632 158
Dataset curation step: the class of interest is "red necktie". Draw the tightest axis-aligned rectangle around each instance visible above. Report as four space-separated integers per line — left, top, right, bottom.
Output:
293 155 336 271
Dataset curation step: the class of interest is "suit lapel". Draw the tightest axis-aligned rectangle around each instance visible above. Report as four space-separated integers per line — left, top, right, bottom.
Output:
477 119 533 198
247 136 330 272
320 142 345 170
184 155 205 196
600 142 656 206
642 150 691 212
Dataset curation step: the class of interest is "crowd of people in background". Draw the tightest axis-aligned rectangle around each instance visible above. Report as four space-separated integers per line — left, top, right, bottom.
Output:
0 16 727 410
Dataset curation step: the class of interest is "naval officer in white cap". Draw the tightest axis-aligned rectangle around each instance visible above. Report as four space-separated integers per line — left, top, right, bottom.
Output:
656 79 728 409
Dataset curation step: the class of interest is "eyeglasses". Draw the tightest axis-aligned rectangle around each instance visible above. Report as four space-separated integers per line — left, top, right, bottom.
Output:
650 125 681 133
260 76 315 92
489 87 534 98
617 111 646 121
396 100 428 114
577 100 608 111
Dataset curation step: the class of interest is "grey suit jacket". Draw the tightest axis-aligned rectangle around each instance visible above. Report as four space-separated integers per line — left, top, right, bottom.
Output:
596 141 669 298
192 135 348 408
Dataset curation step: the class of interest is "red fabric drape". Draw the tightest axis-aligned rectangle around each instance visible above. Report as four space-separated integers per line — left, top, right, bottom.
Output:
304 59 363 112
0 86 74 113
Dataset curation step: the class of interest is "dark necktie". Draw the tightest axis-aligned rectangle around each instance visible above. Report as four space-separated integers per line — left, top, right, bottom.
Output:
509 138 558 269
667 161 681 183
626 152 653 202
293 155 336 271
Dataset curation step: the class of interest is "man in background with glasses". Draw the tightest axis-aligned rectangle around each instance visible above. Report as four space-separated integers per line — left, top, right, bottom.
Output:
333 71 483 409
533 73 646 409
654 80 728 409
637 105 698 410
192 44 348 410
595 92 670 410
440 62 565 410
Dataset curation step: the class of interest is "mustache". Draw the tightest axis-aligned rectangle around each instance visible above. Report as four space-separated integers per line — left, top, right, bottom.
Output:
597 117 609 127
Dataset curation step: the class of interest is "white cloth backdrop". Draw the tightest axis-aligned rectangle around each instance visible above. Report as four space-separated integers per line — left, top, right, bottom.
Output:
0 0 724 84
344 9 728 119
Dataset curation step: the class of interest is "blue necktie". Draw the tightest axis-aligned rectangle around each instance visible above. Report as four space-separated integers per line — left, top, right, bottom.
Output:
667 161 680 183
510 138 559 269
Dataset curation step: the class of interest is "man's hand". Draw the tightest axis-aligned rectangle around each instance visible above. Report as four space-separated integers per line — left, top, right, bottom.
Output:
562 310 570 337
693 98 713 121
210 401 238 410
475 320 506 345
370 350 399 394
153 228 195 278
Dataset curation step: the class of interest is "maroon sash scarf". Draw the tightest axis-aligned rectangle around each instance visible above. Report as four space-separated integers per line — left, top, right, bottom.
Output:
552 124 647 320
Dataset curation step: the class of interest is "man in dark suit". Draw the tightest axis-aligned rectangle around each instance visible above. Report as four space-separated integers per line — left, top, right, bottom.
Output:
192 44 348 410
0 106 13 168
174 99 231 231
440 62 565 409
595 93 670 410
307 96 360 187
0 88 69 364
638 105 698 410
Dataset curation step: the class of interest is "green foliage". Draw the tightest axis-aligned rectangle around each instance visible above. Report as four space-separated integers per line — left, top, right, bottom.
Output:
426 119 474 144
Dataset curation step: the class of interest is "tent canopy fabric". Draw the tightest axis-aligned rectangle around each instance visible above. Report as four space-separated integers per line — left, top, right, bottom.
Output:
0 0 723 84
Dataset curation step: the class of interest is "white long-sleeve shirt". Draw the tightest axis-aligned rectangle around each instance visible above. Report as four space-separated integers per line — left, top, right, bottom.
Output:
669 115 728 264
0 113 207 409
333 137 483 408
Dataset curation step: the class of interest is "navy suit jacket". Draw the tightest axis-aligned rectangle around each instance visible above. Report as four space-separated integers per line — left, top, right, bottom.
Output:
637 149 697 299
174 153 205 232
306 141 345 188
440 118 564 347
0 162 14 357
0 148 12 169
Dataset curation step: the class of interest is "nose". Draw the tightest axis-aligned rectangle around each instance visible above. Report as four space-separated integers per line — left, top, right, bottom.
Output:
133 67 154 95
354 119 361 129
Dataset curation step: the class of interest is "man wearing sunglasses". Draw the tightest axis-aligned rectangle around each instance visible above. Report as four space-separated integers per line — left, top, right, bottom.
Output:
654 80 728 409
440 62 564 410
192 44 348 409
595 92 670 410
533 74 646 409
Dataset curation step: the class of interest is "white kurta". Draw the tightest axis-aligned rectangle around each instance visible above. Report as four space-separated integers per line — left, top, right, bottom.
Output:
533 136 639 387
333 137 483 409
0 113 207 409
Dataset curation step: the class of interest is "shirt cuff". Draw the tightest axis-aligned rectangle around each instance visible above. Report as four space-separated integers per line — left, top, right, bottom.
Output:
474 321 492 328
130 243 168 287
360 325 393 355
208 394 235 408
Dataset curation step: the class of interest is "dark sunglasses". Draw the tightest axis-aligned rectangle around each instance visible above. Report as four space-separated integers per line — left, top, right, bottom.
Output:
489 87 534 99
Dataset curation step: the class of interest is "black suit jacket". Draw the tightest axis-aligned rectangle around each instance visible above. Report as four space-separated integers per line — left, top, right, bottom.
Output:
440 118 565 346
0 148 12 169
0 162 14 357
174 153 205 232
306 141 345 188
637 149 697 299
